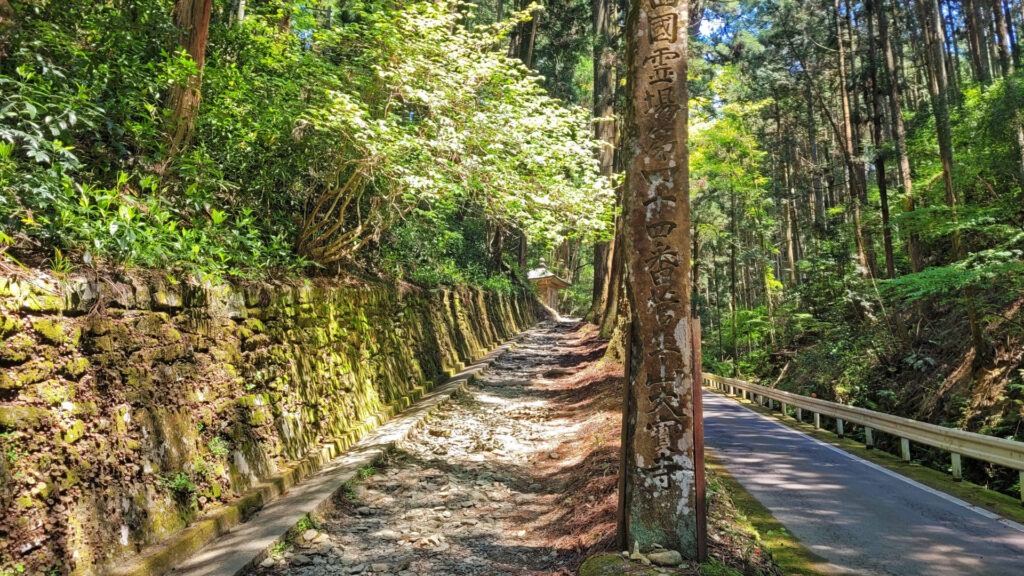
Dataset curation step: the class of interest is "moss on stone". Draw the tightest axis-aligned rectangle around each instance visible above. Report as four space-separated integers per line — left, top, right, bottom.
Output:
87 335 117 354
0 405 52 429
62 357 91 378
3 359 56 390
24 292 66 313
37 379 75 404
1 273 536 575
32 317 67 345
0 311 23 338
61 468 81 490
114 405 131 434
71 401 98 418
62 419 86 444
16 494 38 510
0 332 34 364
86 316 115 336
151 287 183 311
578 553 665 576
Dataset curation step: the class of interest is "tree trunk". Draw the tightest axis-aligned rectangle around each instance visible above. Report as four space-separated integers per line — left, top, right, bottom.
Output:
518 229 528 273
489 224 504 273
782 156 799 286
235 0 246 25
730 201 739 379
591 0 617 321
943 0 963 97
917 0 992 362
511 2 540 68
805 85 826 236
1005 1 1020 68
982 1 1000 79
507 0 526 58
879 0 922 273
994 0 1014 76
620 0 705 560
1016 117 1024 186
600 212 626 337
967 0 994 82
868 0 896 279
834 0 874 277
164 0 213 164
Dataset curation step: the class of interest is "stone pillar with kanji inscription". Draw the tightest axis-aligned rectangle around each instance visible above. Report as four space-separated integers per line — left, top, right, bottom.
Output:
620 0 706 560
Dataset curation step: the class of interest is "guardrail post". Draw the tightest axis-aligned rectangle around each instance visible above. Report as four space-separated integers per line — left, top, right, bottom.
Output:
707 372 1024 491
1019 472 1024 506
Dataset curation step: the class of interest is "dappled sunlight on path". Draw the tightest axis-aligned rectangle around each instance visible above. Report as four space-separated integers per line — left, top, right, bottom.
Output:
246 321 624 576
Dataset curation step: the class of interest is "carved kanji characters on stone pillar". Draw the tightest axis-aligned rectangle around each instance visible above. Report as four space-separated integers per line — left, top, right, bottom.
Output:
622 0 705 562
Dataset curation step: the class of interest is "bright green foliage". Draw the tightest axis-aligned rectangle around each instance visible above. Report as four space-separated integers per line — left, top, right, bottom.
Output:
691 81 778 377
691 1 1024 500
0 0 611 284
299 1 611 268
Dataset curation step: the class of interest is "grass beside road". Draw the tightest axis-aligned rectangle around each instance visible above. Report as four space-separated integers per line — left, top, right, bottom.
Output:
706 453 833 576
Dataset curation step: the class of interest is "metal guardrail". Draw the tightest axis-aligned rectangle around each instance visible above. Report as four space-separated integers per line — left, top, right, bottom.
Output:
703 373 1024 504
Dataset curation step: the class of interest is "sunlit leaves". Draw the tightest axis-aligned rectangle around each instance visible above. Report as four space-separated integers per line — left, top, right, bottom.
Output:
302 0 612 263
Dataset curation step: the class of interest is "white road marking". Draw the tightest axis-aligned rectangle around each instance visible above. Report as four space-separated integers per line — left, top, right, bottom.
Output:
707 390 1024 535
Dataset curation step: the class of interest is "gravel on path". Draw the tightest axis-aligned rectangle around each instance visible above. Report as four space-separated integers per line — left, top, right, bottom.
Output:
246 320 626 576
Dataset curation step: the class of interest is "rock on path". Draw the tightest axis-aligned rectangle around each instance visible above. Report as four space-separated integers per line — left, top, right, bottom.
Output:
246 320 614 576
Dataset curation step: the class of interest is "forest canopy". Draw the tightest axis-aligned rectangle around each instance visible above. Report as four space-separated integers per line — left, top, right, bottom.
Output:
0 0 613 285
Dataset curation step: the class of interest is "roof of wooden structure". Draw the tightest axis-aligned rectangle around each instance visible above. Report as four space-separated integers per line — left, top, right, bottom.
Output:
527 259 571 289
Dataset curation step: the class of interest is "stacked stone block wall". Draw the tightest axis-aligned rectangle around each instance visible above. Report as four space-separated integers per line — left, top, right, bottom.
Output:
0 272 533 575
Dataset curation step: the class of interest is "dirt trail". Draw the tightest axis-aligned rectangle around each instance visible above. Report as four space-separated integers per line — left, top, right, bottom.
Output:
246 320 623 576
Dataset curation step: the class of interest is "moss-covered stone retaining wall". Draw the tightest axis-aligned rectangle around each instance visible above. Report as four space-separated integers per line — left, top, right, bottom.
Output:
0 272 535 575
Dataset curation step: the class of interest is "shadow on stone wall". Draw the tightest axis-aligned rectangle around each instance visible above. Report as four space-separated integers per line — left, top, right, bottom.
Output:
0 272 534 575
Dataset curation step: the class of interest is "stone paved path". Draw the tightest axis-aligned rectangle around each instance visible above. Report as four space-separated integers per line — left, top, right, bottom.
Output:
246 320 612 576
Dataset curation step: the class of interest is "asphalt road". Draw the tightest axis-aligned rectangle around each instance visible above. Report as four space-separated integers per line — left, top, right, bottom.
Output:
703 390 1024 575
